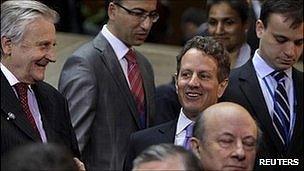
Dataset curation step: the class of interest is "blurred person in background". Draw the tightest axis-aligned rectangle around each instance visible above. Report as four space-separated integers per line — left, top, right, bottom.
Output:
207 0 252 69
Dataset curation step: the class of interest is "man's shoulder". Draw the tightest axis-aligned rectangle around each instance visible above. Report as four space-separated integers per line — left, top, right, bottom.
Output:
34 81 65 99
229 60 255 80
132 120 175 139
72 33 110 58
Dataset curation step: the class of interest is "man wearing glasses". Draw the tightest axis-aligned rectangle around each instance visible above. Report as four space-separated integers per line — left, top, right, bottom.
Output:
58 0 159 170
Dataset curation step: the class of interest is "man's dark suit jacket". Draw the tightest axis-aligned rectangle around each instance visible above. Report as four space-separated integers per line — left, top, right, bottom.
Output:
1 71 80 159
59 32 156 170
220 60 303 171
155 78 181 125
123 119 177 171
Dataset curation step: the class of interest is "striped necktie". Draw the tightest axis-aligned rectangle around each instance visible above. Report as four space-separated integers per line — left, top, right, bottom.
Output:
271 71 290 147
125 49 146 128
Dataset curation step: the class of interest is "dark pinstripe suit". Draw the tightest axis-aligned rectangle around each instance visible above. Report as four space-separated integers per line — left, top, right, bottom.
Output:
1 71 80 159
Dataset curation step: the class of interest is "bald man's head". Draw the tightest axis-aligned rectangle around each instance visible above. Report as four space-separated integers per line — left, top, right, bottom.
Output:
191 102 261 171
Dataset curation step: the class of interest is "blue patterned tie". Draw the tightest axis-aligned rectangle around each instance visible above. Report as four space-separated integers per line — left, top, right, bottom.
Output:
272 71 290 147
183 123 194 150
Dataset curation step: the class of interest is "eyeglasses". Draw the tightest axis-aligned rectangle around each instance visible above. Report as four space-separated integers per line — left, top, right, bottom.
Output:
114 3 159 23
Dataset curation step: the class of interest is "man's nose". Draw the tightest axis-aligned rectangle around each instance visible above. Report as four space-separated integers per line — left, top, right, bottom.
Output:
140 16 153 30
232 141 246 161
284 41 297 58
188 74 200 87
45 48 56 63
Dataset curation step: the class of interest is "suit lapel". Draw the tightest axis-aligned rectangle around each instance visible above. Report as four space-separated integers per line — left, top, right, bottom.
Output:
157 119 177 143
1 71 40 141
288 69 303 152
92 34 141 128
31 83 56 142
238 62 285 151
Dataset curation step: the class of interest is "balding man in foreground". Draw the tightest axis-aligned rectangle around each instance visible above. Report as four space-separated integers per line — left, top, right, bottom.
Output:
191 102 261 171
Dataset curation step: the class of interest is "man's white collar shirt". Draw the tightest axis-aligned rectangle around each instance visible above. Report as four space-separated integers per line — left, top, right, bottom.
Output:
174 108 194 146
101 25 132 87
252 50 295 137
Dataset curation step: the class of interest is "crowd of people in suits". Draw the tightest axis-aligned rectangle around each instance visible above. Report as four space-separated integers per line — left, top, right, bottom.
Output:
1 0 303 171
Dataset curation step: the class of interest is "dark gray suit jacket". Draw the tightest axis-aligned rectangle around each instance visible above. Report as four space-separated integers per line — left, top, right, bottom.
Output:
59 32 156 170
1 71 80 159
220 60 303 170
123 119 177 171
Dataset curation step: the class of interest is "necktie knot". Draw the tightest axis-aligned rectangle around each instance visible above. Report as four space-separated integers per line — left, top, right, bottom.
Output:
185 123 194 138
14 83 29 97
183 122 194 149
125 49 137 64
272 71 286 82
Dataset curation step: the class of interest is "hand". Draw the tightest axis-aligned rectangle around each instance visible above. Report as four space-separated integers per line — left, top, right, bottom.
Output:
73 157 86 171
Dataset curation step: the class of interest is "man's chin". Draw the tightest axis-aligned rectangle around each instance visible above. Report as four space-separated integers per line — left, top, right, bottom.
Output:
132 40 145 46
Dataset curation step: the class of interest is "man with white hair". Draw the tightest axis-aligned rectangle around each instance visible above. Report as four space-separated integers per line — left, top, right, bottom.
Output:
1 1 83 169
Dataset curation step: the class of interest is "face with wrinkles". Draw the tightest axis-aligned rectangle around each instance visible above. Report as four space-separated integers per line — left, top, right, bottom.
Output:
1 17 56 84
191 103 258 171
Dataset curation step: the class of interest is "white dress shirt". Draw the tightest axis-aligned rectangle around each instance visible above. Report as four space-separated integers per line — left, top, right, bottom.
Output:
252 50 295 138
174 108 194 146
101 25 132 87
234 43 251 68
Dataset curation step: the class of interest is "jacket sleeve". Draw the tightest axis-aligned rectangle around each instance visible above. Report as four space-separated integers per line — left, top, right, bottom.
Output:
58 55 97 152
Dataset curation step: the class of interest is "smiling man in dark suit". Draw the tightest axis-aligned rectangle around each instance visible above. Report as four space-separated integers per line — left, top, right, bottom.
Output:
58 0 158 170
0 0 81 168
221 0 303 170
123 36 231 170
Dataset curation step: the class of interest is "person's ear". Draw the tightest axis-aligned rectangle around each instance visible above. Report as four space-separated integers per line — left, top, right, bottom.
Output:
1 36 12 56
217 78 228 98
256 19 265 39
108 2 117 20
190 137 201 158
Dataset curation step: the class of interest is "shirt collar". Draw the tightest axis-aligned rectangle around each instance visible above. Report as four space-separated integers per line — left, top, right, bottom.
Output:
101 25 130 60
1 63 33 90
176 108 194 135
252 50 292 79
1 63 19 86
235 43 251 68
252 49 292 80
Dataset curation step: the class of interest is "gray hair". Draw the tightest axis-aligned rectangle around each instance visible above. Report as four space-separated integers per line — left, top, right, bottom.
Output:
132 143 202 171
1 0 59 56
